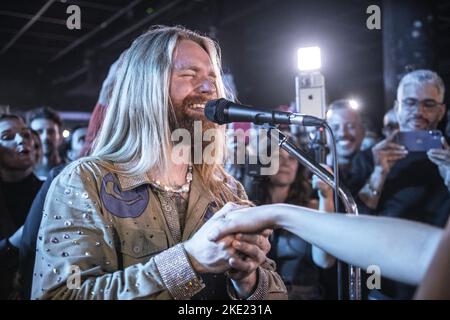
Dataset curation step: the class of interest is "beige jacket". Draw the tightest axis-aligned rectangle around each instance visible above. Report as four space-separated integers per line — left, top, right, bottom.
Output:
31 160 287 300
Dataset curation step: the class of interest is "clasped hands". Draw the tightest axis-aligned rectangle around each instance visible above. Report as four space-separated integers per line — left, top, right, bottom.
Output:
183 203 272 298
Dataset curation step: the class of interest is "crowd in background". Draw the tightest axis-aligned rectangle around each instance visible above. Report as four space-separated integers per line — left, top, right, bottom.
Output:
1 50 450 300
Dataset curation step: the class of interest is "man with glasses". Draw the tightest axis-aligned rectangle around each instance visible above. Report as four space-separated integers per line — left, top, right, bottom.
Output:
350 69 450 299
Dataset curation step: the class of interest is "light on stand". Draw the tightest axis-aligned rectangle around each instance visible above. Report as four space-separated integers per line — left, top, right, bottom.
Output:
297 46 322 71
294 46 361 300
294 46 326 160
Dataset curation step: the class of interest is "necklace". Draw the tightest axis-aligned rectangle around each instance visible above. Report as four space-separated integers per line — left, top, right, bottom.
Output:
150 164 193 193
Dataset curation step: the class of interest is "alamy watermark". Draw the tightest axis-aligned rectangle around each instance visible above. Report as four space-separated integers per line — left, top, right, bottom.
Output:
366 264 381 290
66 5 81 30
366 5 381 30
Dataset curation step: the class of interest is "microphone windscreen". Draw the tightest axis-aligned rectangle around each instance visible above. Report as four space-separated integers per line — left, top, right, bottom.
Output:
204 98 231 124
204 99 218 122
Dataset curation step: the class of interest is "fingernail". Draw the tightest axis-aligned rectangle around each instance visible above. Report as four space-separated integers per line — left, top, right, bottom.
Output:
234 241 241 247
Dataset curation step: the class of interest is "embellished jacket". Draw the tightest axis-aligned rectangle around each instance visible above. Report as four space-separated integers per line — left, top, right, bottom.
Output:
31 160 287 300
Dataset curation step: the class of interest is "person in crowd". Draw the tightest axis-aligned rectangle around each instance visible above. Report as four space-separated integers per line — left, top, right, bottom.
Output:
66 126 88 161
361 129 380 152
30 129 43 168
27 107 65 180
325 99 365 183
351 69 450 299
382 108 399 138
0 113 42 299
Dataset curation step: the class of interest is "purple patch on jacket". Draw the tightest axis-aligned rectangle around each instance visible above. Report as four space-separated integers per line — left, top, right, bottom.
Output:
100 173 149 218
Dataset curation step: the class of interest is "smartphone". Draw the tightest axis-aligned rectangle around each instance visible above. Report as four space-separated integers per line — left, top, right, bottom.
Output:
395 130 443 152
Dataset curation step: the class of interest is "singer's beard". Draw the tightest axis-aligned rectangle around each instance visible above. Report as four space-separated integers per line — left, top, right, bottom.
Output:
169 97 220 160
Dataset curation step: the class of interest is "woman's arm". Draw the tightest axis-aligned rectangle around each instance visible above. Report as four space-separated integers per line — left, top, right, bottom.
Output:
210 204 442 286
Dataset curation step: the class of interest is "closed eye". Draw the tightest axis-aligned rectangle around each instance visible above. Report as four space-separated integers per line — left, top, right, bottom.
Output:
180 70 196 77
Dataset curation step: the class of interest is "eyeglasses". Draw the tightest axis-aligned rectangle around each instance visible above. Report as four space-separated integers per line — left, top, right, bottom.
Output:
400 98 443 110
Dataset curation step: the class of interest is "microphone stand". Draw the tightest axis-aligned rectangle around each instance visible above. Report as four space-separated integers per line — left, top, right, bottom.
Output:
308 125 348 299
309 127 327 163
267 127 362 300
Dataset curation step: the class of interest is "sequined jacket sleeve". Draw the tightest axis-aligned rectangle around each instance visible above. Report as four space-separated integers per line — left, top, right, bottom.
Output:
31 162 204 300
226 178 288 300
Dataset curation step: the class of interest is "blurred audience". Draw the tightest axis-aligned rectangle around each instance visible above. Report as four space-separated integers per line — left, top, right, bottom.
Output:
27 107 65 180
351 69 450 299
382 108 399 138
361 130 380 151
66 125 87 161
30 129 43 168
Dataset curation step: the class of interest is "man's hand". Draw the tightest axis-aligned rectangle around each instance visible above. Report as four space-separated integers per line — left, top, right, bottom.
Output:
358 133 406 209
428 137 450 192
183 203 244 274
226 229 272 298
228 229 272 280
372 130 408 174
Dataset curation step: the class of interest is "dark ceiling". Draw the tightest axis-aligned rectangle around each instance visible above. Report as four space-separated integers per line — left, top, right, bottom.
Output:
1 0 449 129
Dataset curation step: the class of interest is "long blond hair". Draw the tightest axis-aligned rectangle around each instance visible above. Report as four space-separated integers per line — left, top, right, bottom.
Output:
87 25 247 206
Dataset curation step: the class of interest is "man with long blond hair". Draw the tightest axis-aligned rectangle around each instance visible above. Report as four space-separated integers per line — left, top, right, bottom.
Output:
31 26 287 300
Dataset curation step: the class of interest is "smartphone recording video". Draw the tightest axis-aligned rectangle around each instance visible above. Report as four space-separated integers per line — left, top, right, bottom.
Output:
394 130 443 152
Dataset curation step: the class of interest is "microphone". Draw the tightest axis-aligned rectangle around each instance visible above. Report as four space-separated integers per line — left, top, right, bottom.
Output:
205 98 325 126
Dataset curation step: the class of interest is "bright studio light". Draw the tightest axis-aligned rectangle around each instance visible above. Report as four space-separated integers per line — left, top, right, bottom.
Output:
297 46 321 71
62 129 70 138
349 99 360 110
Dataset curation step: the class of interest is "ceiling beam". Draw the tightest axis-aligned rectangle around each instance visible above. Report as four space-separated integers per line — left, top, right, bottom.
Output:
0 0 57 55
0 9 95 28
50 0 143 62
51 0 184 86
52 66 88 85
98 0 184 50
